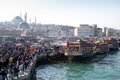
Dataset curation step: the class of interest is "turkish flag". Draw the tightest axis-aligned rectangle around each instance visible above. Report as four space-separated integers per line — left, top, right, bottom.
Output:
66 40 69 48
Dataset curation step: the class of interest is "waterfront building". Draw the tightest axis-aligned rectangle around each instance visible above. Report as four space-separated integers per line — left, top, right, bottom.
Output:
34 24 74 38
103 27 107 37
106 28 116 37
78 24 94 38
0 28 21 37
61 25 74 38
93 24 98 37
77 24 103 38
1 15 120 40
97 28 102 38
114 29 120 37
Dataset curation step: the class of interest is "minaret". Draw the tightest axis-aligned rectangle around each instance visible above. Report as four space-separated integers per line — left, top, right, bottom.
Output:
24 12 27 23
29 18 31 24
35 16 36 24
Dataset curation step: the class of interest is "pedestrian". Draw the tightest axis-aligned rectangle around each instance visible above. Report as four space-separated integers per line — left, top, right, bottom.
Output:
1 68 8 80
9 68 14 80
0 69 3 80
14 66 19 79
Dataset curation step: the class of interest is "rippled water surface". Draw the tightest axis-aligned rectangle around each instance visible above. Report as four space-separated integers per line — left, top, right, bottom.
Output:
36 51 120 80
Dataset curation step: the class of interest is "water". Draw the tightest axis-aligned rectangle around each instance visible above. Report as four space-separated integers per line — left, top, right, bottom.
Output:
36 51 120 80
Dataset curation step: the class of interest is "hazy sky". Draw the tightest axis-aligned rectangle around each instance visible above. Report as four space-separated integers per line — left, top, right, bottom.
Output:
0 0 120 28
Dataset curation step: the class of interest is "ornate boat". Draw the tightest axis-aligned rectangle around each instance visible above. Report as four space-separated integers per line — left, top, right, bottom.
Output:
65 39 94 62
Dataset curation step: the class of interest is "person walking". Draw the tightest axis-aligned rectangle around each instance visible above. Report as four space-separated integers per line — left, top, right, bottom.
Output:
8 68 14 80
14 66 19 79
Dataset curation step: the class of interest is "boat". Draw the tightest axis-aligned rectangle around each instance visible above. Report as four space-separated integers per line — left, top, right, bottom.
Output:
93 40 109 54
107 38 119 51
65 39 94 62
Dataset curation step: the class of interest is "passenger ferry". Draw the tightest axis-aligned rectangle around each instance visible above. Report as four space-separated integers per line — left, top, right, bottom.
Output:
65 39 94 61
107 38 119 51
93 40 109 54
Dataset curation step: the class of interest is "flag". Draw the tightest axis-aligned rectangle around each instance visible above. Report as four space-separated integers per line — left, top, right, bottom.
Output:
66 40 69 48
103 38 106 43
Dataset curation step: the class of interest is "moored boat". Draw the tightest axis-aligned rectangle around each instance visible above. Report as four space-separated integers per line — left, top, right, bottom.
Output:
107 38 119 51
65 39 94 62
93 40 109 54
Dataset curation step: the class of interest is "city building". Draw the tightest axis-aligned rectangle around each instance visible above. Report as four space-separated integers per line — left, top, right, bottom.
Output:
106 28 116 37
77 24 103 38
0 14 120 39
97 28 102 38
78 24 94 37
103 27 107 37
114 29 120 37
93 24 98 37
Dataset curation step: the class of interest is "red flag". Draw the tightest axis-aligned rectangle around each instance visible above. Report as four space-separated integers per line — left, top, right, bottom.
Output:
103 38 106 43
66 40 69 48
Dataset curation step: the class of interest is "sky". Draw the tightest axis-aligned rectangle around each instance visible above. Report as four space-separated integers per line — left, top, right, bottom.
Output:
0 0 120 29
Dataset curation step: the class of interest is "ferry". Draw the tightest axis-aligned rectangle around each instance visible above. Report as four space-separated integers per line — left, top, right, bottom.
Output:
107 38 119 51
93 40 109 54
65 39 94 61
118 39 120 47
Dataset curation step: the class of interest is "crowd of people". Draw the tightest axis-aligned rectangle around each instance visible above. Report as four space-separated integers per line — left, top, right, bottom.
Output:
0 38 65 80
0 39 38 80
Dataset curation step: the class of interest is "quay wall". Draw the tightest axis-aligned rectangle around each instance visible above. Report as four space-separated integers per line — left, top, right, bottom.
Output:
27 54 48 80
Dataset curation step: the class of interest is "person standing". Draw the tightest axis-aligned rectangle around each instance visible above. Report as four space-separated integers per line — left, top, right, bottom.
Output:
9 68 14 80
0 69 3 80
14 66 19 79
1 68 8 80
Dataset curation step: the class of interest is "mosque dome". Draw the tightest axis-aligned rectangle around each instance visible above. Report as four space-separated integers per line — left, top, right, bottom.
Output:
11 16 23 25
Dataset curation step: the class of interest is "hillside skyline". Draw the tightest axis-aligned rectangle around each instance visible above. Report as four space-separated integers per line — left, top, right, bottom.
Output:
0 0 120 29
